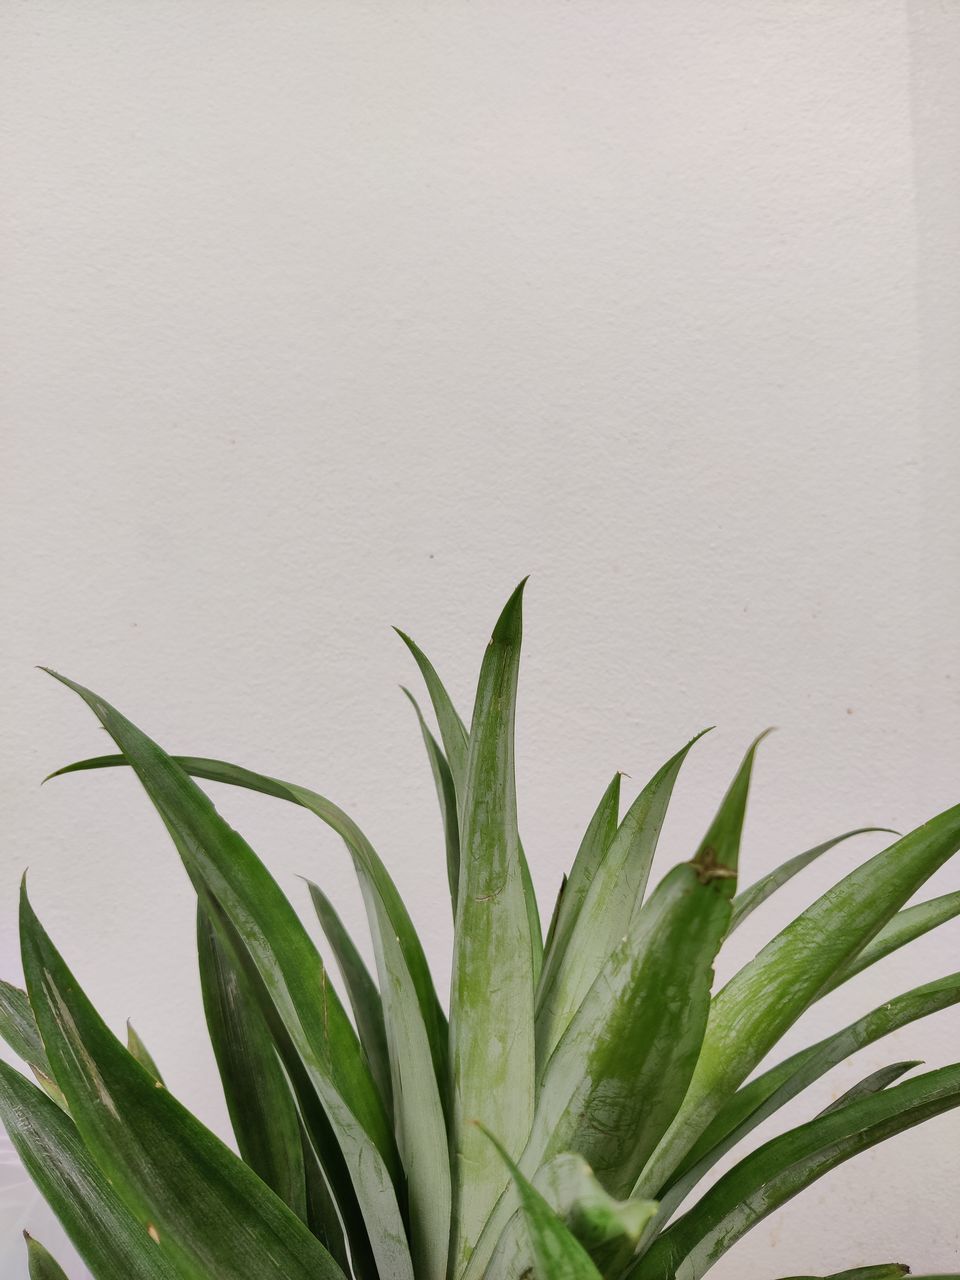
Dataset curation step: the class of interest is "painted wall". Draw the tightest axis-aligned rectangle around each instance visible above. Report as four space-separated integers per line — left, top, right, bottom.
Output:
2 2 958 1276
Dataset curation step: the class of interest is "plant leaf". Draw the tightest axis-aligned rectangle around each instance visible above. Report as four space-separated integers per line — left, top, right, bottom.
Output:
394 627 470 799
126 1023 163 1085
402 686 461 917
41 672 411 1280
24 1233 71 1280
21 887 349 1280
307 881 393 1115
773 1268 909 1280
536 774 620 1017
481 1127 604 1280
823 888 960 994
631 1064 960 1280
449 579 537 1277
658 970 960 1219
634 798 960 1199
199 891 371 1276
535 862 732 1195
535 732 713 1073
196 904 308 1223
814 1060 919 1117
0 980 65 1108
729 828 897 933
0 1061 179 1280
48 749 448 1128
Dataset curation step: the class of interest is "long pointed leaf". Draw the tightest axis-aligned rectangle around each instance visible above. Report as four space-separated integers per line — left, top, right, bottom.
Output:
402 687 461 917
634 798 960 1199
536 774 621 1013
449 579 536 1277
199 891 372 1276
49 750 448 1127
43 673 411 1280
729 828 896 933
394 627 470 798
21 889 348 1280
307 882 393 1115
24 1234 71 1280
535 732 712 1072
197 905 308 1223
631 1064 960 1280
814 1060 920 1116
659 970 960 1219
823 888 960 994
0 1062 178 1280
0 981 65 1108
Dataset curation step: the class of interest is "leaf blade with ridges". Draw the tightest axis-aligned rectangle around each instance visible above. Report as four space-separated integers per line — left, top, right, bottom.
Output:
634 798 960 1200
449 579 536 1277
42 672 411 1280
21 888 348 1280
0 1061 177 1280
197 904 308 1224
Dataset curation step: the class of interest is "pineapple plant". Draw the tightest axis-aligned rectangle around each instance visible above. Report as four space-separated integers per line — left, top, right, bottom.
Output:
1 579 960 1280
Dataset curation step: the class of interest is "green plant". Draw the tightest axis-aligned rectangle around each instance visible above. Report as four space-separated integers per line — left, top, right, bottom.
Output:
1 580 959 1280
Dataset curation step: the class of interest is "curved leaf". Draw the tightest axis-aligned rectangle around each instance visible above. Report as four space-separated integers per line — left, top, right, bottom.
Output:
631 1064 960 1280
0 981 65 1108
823 888 960 994
402 686 461 917
814 1060 919 1117
197 905 308 1223
393 627 469 798
48 749 448 1127
307 882 393 1115
21 889 348 1280
659 970 960 1219
729 828 896 933
42 672 411 1280
535 731 713 1072
0 1061 179 1280
634 798 960 1199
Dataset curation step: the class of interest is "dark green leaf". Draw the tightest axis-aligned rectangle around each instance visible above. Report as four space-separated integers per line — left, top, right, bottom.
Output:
197 904 308 1223
823 889 960 994
0 980 65 1108
49 748 448 1134
632 1064 960 1280
814 1060 919 1117
0 1062 179 1280
21 888 348 1280
43 671 411 1280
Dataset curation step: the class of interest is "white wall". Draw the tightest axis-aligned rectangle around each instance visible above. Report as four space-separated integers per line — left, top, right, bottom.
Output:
2 2 958 1276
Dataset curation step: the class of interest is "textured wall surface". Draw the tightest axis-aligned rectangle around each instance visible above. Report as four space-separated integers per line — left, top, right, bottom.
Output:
2 2 959 1276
